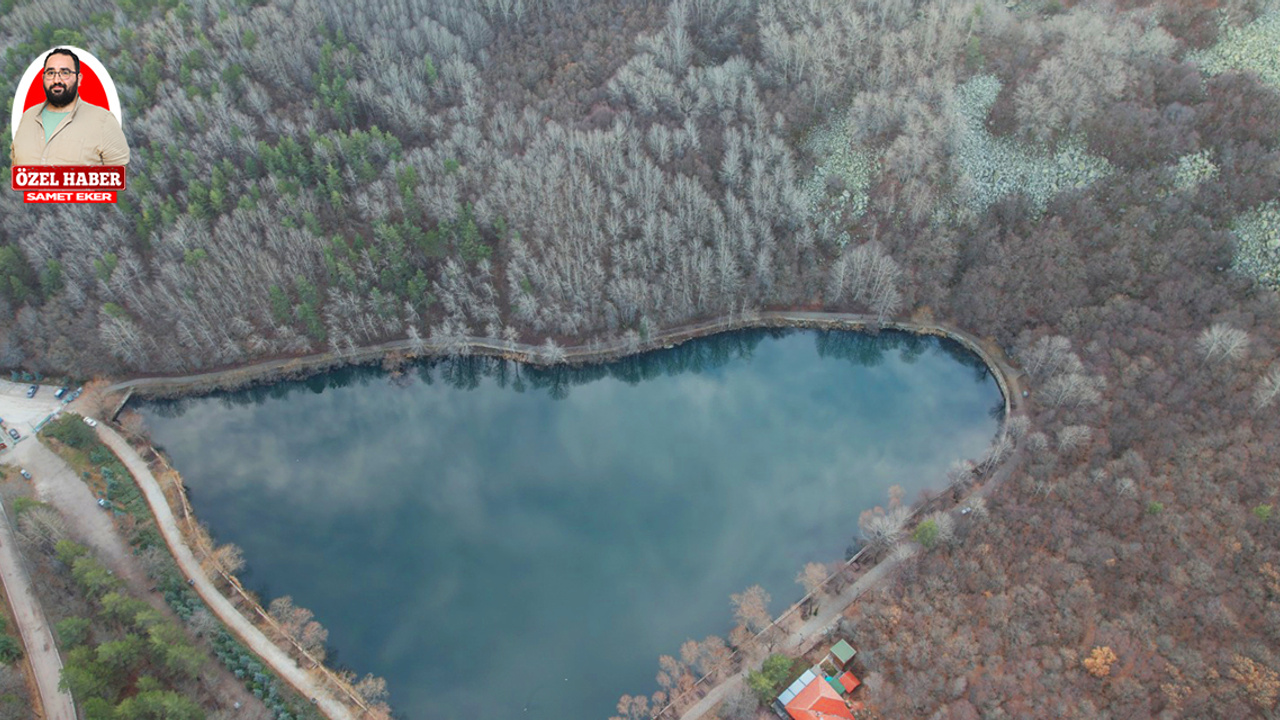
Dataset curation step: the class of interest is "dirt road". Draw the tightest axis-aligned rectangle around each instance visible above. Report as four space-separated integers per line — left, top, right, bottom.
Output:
674 557 901 720
8 438 147 589
0 490 75 720
104 311 1020 413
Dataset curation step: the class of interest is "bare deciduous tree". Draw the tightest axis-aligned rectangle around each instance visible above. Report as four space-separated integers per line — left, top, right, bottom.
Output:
354 673 390 704
859 505 911 548
923 511 956 546
541 337 566 363
797 561 831 598
17 505 68 554
1254 363 1280 410
1197 323 1250 364
1042 372 1104 408
267 595 329 660
1057 425 1092 452
978 434 1013 473
731 585 773 634
206 543 246 576
1017 335 1077 382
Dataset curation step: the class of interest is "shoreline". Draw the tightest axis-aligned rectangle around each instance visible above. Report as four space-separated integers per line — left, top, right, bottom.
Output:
106 312 1021 418
103 310 1025 719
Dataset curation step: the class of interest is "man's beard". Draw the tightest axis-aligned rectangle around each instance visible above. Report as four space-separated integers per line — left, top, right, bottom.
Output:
44 79 78 109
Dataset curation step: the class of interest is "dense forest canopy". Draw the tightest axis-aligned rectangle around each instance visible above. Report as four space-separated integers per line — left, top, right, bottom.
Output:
5 0 1280 715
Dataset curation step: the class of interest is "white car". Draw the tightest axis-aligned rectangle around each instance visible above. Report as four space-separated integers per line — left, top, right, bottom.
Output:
83 417 98 428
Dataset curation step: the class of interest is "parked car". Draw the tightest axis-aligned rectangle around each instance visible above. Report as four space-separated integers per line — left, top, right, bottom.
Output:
83 417 98 428
97 498 111 509
54 387 67 399
19 469 30 480
7 429 18 440
25 385 37 397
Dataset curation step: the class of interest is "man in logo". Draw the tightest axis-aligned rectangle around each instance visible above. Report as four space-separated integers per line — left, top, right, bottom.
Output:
10 48 129 166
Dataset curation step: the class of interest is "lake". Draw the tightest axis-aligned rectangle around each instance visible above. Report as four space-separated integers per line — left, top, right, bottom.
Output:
138 328 1002 719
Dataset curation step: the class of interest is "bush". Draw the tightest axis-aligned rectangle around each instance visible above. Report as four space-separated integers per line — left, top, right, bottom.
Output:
912 519 939 548
0 637 20 665
55 540 89 566
747 653 798 702
55 617 92 648
10 497 44 517
40 414 98 449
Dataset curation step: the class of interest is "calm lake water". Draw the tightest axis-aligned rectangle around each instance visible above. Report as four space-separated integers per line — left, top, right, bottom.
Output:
138 329 1002 719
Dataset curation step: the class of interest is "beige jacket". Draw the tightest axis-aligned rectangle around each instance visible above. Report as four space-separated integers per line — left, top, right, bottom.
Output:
10 100 130 166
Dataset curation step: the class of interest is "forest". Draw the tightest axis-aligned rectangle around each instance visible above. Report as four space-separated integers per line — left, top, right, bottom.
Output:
4 0 1280 715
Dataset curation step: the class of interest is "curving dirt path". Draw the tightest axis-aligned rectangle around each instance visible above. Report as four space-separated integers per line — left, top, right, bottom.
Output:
91 424 356 720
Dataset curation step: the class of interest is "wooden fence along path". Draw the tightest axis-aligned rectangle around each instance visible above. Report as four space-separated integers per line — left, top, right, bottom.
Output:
156 450 376 715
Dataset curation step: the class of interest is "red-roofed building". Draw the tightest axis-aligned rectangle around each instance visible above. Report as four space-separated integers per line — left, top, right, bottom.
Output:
784 675 856 720
838 671 861 693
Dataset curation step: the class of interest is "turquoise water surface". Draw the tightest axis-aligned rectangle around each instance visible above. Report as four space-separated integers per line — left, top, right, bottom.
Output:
139 329 1002 719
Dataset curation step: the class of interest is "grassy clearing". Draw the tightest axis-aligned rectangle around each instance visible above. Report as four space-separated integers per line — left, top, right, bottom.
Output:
1188 9 1280 88
1185 8 1280 288
1171 149 1219 192
802 114 877 241
1230 201 1280 288
951 74 1112 218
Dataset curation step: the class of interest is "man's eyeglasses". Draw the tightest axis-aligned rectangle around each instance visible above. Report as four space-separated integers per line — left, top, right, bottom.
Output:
43 68 77 80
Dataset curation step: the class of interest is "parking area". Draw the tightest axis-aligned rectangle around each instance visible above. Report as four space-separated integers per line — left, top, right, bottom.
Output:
0 381 72 450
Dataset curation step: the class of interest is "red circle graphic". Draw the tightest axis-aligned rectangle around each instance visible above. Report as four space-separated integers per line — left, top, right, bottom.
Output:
22 62 111 113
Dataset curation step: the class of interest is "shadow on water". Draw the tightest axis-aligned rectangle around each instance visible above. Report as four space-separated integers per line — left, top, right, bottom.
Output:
144 328 992 415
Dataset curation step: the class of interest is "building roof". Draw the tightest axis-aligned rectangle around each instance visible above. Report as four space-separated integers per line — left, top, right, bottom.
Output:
830 639 857 665
778 669 820 707
785 674 856 720
838 671 861 693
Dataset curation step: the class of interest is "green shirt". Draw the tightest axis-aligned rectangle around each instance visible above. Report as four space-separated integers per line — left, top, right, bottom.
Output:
40 107 70 144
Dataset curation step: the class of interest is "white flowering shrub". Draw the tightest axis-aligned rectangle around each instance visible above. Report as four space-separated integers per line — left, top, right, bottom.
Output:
952 74 1112 216
1171 150 1219 191
801 113 877 232
1231 201 1280 288
1188 10 1280 88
